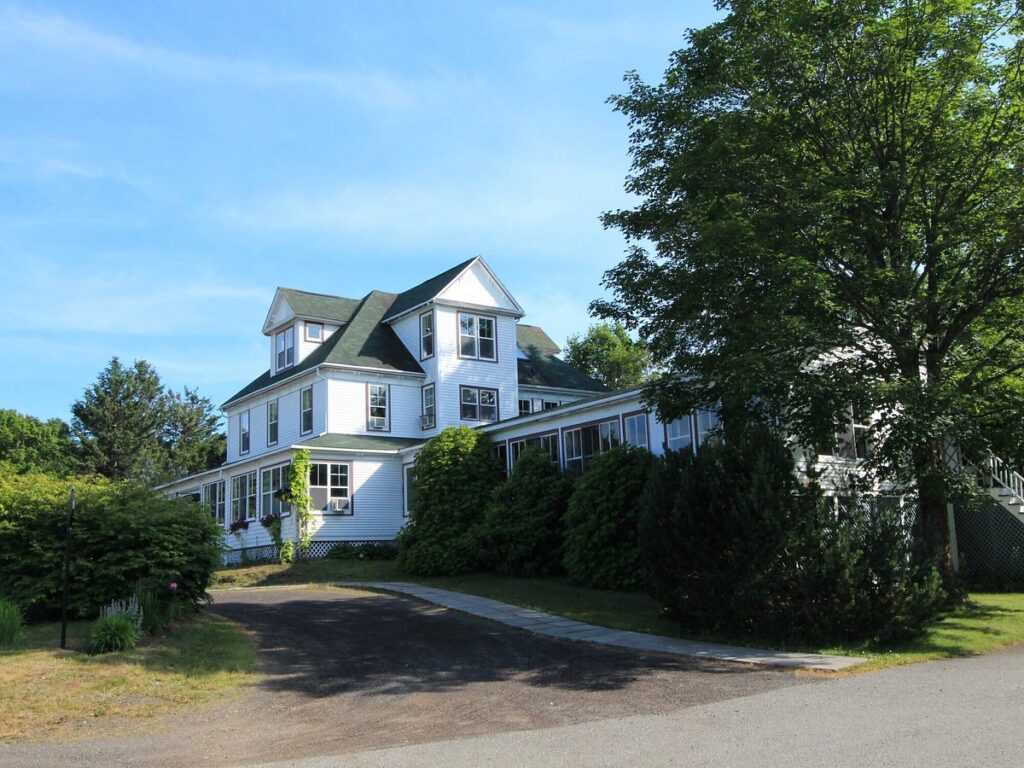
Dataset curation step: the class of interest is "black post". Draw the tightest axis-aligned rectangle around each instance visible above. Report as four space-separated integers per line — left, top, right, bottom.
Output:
59 486 76 650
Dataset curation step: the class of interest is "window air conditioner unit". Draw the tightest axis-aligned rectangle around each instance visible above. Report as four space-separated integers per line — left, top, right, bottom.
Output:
330 497 349 513
421 414 435 428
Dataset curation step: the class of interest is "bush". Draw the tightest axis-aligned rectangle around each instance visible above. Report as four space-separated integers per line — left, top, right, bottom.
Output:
0 598 24 646
563 447 656 590
0 471 224 621
88 599 143 654
483 447 574 576
641 424 947 645
279 540 295 564
397 427 503 576
326 541 398 561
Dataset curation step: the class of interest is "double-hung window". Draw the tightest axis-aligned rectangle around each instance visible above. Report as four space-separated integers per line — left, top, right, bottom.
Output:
563 420 620 472
267 400 279 446
624 413 649 449
300 386 313 434
420 311 434 359
458 313 497 361
202 480 226 524
231 470 257 521
665 415 694 453
275 326 295 370
260 464 289 518
421 383 435 429
460 385 498 422
835 404 870 459
368 384 389 431
309 461 352 514
239 410 250 455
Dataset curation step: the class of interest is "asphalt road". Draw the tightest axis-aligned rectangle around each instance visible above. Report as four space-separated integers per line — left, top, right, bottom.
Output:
251 642 1024 768
0 586 808 768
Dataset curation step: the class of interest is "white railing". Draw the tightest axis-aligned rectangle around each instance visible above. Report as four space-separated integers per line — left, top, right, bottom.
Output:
989 455 1024 504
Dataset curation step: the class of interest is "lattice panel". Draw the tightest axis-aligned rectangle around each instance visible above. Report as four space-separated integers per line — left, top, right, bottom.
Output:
223 544 278 567
955 503 1024 586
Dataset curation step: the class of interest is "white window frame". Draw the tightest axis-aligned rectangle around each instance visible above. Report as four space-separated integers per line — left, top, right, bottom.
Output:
267 399 279 446
421 383 435 430
624 412 649 450
202 479 226 525
300 386 313 435
275 326 296 371
367 383 390 431
458 312 497 361
239 410 250 455
403 464 416 517
231 470 258 521
305 322 323 343
460 385 498 422
563 418 621 472
666 415 694 453
309 461 352 515
260 464 291 518
420 311 434 360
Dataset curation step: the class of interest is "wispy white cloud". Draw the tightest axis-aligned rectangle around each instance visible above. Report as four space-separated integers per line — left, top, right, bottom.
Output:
0 5 414 110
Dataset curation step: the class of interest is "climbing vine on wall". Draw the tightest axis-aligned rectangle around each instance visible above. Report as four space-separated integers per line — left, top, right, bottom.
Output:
287 449 313 551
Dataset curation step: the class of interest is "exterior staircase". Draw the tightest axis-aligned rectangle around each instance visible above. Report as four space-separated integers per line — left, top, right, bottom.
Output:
981 456 1024 521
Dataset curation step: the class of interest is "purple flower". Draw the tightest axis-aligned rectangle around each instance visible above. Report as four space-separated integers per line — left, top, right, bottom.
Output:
169 581 178 593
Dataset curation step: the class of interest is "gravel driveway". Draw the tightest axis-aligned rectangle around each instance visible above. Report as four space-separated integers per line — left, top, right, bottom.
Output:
0 585 812 768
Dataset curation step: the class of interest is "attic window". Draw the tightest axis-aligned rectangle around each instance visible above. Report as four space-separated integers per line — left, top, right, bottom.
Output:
305 322 323 343
276 327 295 370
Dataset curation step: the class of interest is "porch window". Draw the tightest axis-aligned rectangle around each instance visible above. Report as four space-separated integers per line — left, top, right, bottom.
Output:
624 413 649 450
202 480 226 524
665 416 693 453
261 464 290 518
230 470 257 521
563 420 620 473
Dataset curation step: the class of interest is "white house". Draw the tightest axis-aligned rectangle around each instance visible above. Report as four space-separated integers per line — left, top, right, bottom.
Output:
162 257 1024 566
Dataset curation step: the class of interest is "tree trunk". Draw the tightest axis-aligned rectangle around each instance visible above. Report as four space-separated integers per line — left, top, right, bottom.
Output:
914 444 957 591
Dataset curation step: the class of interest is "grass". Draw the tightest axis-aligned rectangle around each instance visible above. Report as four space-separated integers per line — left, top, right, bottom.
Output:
214 559 1024 673
0 613 258 743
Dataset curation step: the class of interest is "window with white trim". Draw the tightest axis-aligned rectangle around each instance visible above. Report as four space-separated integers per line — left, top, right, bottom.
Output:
202 480 226 525
420 311 434 359
305 322 323 343
509 432 559 466
368 384 389 431
563 419 620 472
275 326 295 370
458 313 497 361
421 383 435 429
460 385 498 422
624 413 649 449
403 464 416 517
239 410 250 455
261 464 290 518
309 461 351 515
696 408 721 447
666 415 694 453
231 470 257 521
267 400 279 446
300 386 313 434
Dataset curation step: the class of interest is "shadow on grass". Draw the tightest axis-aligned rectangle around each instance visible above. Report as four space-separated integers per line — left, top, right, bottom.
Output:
210 590 780 701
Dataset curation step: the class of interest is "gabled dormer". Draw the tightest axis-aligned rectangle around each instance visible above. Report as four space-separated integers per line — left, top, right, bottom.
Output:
262 288 360 375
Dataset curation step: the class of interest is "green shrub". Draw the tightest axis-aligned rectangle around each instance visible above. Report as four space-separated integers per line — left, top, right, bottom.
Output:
88 601 143 654
483 447 574 576
137 589 180 635
563 446 656 590
641 424 947 645
279 540 295 564
0 598 24 646
0 471 225 621
326 541 398 561
397 427 503 576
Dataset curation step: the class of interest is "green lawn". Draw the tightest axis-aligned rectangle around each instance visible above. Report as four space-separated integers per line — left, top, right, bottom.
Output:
0 613 258 743
214 559 1024 672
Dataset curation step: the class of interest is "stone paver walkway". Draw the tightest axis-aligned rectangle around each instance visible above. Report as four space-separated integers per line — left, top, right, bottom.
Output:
335 581 865 671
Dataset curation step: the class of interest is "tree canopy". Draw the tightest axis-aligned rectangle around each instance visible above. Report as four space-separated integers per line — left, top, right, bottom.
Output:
597 0 1024 583
563 322 653 390
0 410 78 476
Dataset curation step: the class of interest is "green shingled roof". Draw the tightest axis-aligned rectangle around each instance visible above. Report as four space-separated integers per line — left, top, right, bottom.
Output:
516 324 607 393
278 288 361 324
223 291 424 407
295 434 425 452
383 257 477 320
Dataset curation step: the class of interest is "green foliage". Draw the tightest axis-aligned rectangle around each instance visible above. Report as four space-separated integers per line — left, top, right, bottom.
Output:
0 598 24 646
287 450 313 550
641 425 947 644
563 447 656 590
483 447 574 577
0 410 78 476
325 541 399 561
397 427 503 576
597 0 1024 584
71 357 224 485
88 610 143 655
563 323 653 390
279 540 295 564
137 589 181 635
0 471 224 621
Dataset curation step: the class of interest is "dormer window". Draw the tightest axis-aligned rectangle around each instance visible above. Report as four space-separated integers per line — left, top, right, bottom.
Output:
305 322 323 343
275 327 295 370
458 313 496 361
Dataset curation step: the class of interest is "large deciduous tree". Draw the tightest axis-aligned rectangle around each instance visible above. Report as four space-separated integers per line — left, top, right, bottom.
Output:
0 410 78 476
596 0 1024 586
564 322 654 390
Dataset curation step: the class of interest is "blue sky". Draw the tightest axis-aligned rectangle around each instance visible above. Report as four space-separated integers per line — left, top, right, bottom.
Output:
0 1 720 422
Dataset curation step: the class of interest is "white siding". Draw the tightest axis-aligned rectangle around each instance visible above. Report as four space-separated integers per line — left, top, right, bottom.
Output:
226 372 324 462
308 454 406 541
436 261 519 311
325 370 429 438
295 320 338 365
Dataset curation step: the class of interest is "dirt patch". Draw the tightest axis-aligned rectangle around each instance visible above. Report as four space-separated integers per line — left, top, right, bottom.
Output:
0 586 817 768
